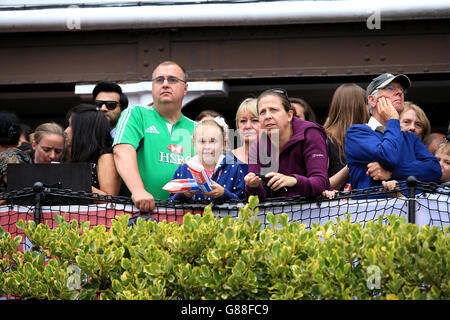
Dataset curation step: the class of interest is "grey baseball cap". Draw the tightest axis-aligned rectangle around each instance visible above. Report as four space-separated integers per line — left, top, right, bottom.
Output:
366 73 411 98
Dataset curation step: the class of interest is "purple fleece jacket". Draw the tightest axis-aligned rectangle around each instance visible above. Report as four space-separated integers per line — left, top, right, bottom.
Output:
245 116 330 200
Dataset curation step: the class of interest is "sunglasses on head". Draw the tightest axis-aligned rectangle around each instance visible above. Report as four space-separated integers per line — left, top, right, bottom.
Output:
94 100 119 110
270 88 289 100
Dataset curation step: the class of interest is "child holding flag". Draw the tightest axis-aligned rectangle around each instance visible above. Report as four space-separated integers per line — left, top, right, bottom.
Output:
168 117 245 202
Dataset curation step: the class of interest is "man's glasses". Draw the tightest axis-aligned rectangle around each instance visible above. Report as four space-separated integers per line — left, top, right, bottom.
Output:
152 76 186 85
381 85 406 94
94 100 119 110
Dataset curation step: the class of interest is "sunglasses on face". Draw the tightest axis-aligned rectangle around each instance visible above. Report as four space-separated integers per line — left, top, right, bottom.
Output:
94 100 119 110
152 76 186 85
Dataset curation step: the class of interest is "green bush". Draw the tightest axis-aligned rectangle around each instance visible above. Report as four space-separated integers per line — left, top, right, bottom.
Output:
1 196 448 300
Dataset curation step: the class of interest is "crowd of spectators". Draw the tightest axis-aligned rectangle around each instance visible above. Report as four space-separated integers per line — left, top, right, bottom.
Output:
1 61 449 209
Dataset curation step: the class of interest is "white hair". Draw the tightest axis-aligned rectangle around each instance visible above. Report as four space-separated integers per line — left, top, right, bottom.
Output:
368 89 379 115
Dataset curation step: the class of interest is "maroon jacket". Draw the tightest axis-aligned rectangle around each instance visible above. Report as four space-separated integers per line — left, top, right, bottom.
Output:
245 116 329 200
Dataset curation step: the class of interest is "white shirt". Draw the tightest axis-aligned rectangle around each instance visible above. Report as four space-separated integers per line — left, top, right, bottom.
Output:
367 116 384 132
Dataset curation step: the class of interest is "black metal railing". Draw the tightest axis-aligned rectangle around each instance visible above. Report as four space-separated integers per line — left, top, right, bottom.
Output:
1 177 449 252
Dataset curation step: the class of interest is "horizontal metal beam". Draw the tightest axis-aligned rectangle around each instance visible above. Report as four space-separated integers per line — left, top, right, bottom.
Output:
1 0 450 33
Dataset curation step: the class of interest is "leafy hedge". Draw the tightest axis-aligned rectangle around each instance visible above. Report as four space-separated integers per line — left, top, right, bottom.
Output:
1 196 448 300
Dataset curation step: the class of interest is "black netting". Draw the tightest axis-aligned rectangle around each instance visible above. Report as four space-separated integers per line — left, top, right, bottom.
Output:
1 179 449 252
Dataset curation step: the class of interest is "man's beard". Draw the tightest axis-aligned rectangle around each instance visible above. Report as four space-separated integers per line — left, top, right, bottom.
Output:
109 117 119 129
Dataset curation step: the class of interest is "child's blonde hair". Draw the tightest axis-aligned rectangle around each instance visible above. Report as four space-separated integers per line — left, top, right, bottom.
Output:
193 118 227 141
436 141 450 157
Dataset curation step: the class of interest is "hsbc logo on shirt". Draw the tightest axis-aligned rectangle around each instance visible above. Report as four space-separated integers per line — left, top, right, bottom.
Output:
159 144 188 164
167 144 184 154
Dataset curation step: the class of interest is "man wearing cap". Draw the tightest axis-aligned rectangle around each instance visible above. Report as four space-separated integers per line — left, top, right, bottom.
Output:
345 73 441 193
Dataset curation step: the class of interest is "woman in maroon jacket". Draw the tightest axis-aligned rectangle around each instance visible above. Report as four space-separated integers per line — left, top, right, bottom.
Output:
244 88 329 200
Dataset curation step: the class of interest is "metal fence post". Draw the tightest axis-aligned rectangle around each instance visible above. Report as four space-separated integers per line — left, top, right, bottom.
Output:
33 181 44 225
406 176 418 224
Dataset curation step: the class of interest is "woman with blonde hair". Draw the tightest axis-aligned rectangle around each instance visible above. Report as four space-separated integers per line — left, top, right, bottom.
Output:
400 101 431 143
31 122 65 163
323 83 370 191
232 98 261 165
